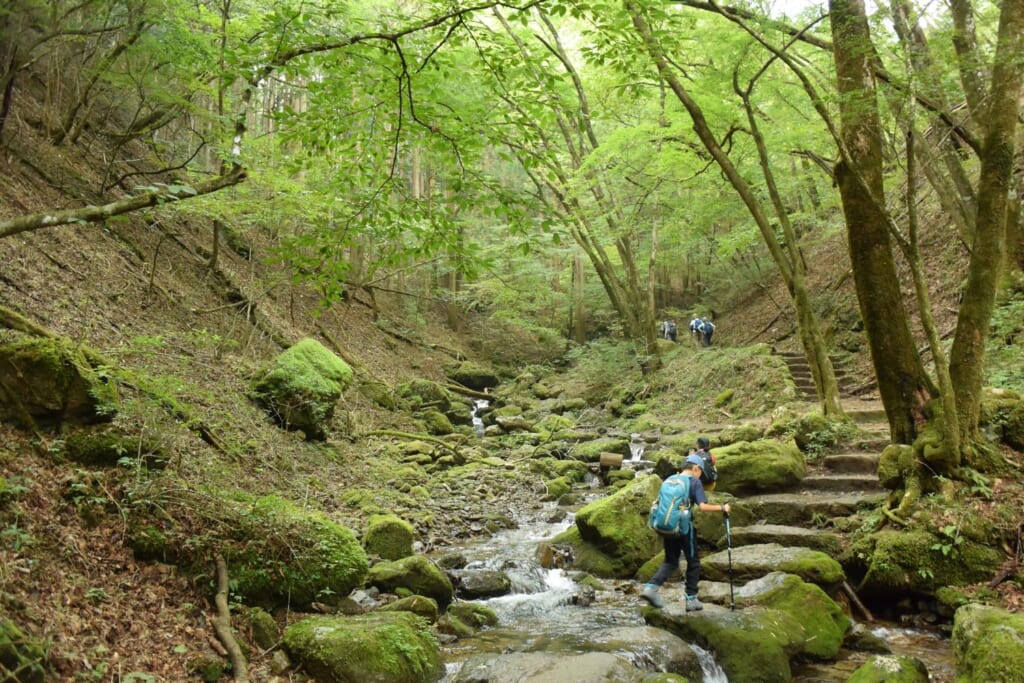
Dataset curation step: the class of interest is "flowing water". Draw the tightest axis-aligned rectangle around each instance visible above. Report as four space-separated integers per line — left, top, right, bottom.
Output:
436 498 956 682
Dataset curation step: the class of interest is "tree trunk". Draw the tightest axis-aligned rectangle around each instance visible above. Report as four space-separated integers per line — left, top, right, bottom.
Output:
949 0 1024 443
829 0 932 443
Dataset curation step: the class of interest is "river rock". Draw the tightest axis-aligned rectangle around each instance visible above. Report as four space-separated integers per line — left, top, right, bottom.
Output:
453 651 646 682
455 569 513 599
952 603 1024 682
379 595 440 622
445 361 501 391
701 543 845 589
644 606 807 683
712 439 806 494
845 654 929 682
284 612 442 683
550 474 661 577
733 572 849 659
571 626 704 679
363 514 416 561
367 555 455 608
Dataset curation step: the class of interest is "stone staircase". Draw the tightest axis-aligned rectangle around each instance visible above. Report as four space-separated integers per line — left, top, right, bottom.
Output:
702 402 889 586
775 350 860 400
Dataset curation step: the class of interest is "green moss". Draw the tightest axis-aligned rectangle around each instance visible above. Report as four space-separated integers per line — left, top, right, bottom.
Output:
284 612 441 683
249 608 279 650
572 475 662 576
953 604 1024 683
542 477 572 501
250 339 352 439
570 437 629 463
396 380 452 412
364 514 415 561
846 655 929 683
380 595 440 623
714 389 735 407
446 602 498 628
367 555 454 608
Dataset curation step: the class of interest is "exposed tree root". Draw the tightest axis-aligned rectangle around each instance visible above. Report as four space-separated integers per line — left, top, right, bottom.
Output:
444 383 492 400
842 581 874 622
213 553 249 682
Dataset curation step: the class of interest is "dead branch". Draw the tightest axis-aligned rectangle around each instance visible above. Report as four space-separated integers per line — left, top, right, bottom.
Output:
444 383 492 400
0 165 247 239
366 429 462 456
213 553 249 682
842 581 874 622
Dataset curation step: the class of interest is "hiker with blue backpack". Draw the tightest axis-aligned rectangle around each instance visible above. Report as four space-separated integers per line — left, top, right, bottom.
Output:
642 454 730 611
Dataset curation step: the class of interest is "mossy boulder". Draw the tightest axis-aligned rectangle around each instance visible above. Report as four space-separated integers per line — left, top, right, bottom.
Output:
227 495 369 607
0 332 117 429
734 572 850 659
846 530 1003 600
570 437 630 463
452 652 645 682
712 439 806 494
249 608 280 650
250 338 353 440
793 411 843 453
380 595 440 623
438 602 499 638
445 361 500 391
952 603 1024 682
877 444 914 490
363 514 415 561
1003 400 1024 451
283 612 442 683
62 426 166 468
0 618 47 683
396 379 453 412
644 607 807 683
846 655 929 683
127 489 368 608
419 409 454 436
561 474 662 578
359 380 398 410
367 555 455 608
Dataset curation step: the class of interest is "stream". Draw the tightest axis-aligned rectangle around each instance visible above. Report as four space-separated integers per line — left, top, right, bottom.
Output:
435 489 957 682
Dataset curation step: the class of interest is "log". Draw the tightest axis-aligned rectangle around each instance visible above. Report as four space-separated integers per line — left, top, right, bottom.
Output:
599 452 623 469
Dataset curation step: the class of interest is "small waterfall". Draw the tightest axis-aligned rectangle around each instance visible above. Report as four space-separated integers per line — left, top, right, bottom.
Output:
628 433 645 462
471 398 490 437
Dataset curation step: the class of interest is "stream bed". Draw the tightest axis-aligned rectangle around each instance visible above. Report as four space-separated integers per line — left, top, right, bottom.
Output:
435 499 956 682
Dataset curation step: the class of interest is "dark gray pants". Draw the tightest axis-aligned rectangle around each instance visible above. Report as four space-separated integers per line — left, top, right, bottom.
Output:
649 531 701 597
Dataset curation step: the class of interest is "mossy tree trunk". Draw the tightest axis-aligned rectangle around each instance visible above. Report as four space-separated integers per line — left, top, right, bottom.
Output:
829 0 933 444
948 0 1024 445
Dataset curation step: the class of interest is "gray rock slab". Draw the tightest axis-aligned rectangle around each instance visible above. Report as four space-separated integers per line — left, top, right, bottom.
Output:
721 523 843 554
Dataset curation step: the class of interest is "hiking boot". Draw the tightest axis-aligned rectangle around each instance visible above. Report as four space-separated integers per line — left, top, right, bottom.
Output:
685 595 704 611
640 585 665 609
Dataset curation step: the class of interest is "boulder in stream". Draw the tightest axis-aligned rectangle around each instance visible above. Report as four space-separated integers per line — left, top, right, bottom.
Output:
284 612 442 683
845 654 929 683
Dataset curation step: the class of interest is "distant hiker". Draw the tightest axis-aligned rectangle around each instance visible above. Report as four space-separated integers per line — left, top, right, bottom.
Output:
701 319 716 347
688 317 704 348
694 436 718 492
641 454 731 611
661 320 678 342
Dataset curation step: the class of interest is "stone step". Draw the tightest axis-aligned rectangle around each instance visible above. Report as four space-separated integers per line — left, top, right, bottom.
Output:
847 435 890 452
743 491 886 526
701 543 845 589
720 523 842 555
823 453 880 474
799 473 883 493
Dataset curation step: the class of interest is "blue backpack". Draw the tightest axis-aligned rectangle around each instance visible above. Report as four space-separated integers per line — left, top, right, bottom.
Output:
648 474 693 537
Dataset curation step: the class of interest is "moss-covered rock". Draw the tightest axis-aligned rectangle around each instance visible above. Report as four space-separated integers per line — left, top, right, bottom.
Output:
445 361 500 391
644 607 806 683
379 595 440 623
846 655 929 683
0 332 117 429
712 439 806 494
570 437 630 463
250 338 353 440
367 555 455 608
734 572 849 660
952 603 1024 683
446 602 498 629
846 530 1004 600
359 380 398 410
364 514 415 561
877 444 914 490
283 612 442 683
542 476 572 502
793 411 845 454
249 607 280 650
0 618 47 683
396 379 453 412
567 474 662 577
419 409 454 436
62 426 166 468
127 490 368 609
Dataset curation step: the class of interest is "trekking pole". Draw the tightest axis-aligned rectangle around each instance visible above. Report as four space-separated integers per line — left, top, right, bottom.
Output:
724 511 735 611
